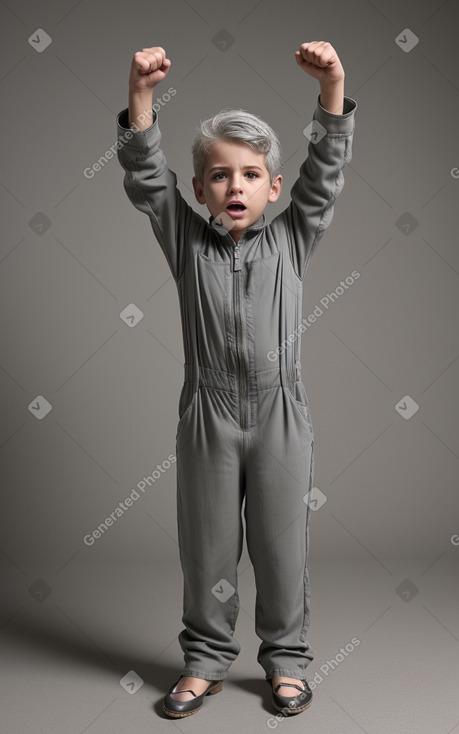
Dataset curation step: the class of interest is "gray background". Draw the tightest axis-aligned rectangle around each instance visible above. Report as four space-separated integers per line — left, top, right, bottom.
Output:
1 1 458 732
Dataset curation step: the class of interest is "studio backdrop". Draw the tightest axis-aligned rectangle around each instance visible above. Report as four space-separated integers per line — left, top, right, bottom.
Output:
1 0 458 575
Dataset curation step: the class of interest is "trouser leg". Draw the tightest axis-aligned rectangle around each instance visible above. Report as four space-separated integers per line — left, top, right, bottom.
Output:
175 387 244 680
244 386 315 680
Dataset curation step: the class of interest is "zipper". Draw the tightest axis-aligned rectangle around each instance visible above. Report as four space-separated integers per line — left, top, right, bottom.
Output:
232 242 249 430
233 242 242 272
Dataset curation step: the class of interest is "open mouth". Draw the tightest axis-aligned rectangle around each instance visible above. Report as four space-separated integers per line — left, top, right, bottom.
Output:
226 203 246 211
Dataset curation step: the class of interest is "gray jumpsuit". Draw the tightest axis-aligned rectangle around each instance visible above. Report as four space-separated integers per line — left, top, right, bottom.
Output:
116 95 357 682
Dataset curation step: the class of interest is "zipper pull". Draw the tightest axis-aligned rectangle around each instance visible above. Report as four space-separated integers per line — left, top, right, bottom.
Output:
233 244 241 271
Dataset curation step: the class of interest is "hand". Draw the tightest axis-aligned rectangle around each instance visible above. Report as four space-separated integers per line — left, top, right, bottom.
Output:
129 46 171 93
294 41 344 85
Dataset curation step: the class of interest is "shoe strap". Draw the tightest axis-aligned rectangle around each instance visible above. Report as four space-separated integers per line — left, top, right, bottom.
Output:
274 681 305 693
170 688 196 697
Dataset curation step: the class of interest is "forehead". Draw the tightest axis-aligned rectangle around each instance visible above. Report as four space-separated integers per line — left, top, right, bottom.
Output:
204 139 267 171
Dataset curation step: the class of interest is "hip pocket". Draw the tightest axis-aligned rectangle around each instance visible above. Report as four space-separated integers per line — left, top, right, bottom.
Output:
176 386 199 440
284 383 314 436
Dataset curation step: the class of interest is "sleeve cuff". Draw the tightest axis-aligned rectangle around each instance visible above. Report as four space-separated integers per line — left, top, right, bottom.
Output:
313 95 357 135
116 106 159 130
116 107 160 153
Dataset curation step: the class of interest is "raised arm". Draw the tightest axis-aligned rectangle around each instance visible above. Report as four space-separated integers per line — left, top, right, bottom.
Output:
128 46 171 129
294 41 345 115
116 47 202 282
270 42 357 280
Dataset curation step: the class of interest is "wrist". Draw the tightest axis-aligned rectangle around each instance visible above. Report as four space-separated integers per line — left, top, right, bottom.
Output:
128 88 156 130
129 87 155 100
318 78 345 115
319 75 344 91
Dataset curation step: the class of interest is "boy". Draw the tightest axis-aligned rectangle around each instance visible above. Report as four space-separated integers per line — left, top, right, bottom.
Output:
116 42 357 718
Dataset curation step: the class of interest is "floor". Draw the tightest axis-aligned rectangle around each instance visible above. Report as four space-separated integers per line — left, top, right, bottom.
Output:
1 556 458 734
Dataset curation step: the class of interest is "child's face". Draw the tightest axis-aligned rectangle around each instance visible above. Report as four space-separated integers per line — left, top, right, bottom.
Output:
192 139 282 242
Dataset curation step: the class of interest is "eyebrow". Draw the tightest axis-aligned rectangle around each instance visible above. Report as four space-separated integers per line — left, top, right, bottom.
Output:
207 165 264 172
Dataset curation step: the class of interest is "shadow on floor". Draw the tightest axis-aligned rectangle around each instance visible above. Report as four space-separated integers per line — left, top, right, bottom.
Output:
4 615 277 717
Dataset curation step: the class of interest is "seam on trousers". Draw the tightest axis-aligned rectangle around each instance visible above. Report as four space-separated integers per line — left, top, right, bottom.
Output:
300 440 314 643
230 591 239 635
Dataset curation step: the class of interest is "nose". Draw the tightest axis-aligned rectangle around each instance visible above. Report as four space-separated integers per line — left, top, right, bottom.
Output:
228 174 243 193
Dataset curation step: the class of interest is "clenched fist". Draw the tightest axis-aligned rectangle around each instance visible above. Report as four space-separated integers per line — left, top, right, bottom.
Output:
129 46 171 93
294 41 344 84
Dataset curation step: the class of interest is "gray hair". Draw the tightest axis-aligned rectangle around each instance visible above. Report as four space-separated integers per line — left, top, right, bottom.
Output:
191 108 282 185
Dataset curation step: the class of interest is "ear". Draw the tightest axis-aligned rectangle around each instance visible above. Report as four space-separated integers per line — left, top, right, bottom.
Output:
268 174 283 203
192 176 206 204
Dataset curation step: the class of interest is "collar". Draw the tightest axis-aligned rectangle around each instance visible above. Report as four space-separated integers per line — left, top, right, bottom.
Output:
208 212 266 237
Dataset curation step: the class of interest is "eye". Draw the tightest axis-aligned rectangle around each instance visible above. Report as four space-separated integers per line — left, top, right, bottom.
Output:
246 172 258 179
212 172 226 180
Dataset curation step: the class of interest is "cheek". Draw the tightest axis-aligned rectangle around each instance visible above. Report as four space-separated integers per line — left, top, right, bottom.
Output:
206 185 220 200
254 182 270 198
